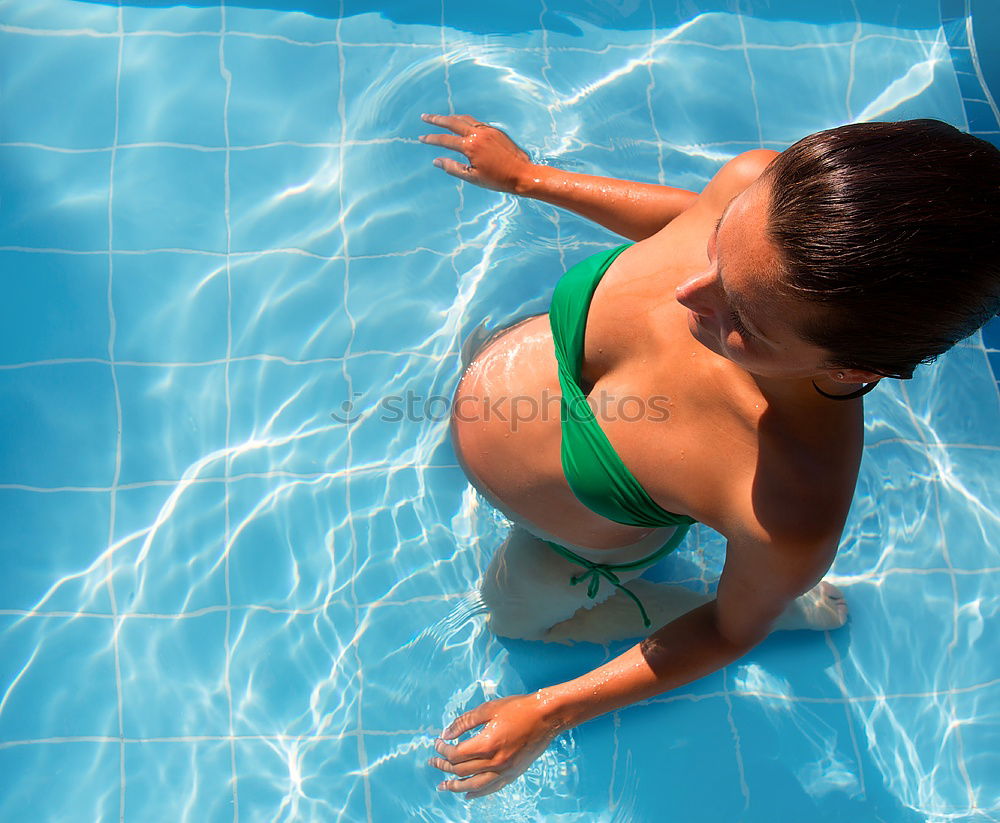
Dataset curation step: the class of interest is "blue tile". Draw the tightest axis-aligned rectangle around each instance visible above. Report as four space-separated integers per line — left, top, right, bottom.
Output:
233 737 362 819
111 252 229 363
981 316 1000 350
836 569 967 696
355 599 493 731
340 142 463 256
0 0 118 32
118 612 229 738
0 363 117 487
225 5 341 44
223 35 340 146
952 686 1000 811
614 695 747 821
230 252 348 361
988 350 1000 383
441 0 577 36
0 489 111 613
228 146 344 257
226 474 347 610
0 252 109 365
111 481 228 614
122 3 222 33
0 147 110 251
115 363 228 485
0 615 119 739
364 732 442 821
227 607 360 735
939 0 968 21
344 253 456 356
903 344 1000 447
838 445 944 577
849 33 965 125
728 689 931 822
0 32 118 148
340 44 447 141
647 42 760 149
338 359 458 474
123 742 233 823
112 147 227 252
225 358 352 477
350 501 477 617
748 43 855 141
117 34 227 146
851 0 942 28
845 693 989 817
956 71 988 102
966 99 1000 132
0 742 120 823
934 445 1000 573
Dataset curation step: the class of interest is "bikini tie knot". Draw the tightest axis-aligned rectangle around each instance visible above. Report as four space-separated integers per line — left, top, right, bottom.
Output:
548 548 652 629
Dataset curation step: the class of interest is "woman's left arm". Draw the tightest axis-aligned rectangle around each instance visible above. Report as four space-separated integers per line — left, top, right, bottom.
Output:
430 529 839 799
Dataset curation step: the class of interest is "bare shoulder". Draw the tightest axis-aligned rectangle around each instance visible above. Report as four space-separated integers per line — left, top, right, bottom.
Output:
694 149 781 213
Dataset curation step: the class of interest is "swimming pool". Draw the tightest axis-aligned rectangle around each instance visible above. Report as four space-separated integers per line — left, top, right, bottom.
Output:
1 0 998 820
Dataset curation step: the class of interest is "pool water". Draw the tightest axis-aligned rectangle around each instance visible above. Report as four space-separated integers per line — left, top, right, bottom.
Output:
1 1 998 821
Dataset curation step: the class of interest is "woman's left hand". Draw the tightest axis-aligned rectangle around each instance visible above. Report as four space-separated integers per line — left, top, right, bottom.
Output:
429 693 564 799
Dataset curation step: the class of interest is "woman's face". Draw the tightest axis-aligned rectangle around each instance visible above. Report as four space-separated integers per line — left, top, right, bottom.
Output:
674 177 837 381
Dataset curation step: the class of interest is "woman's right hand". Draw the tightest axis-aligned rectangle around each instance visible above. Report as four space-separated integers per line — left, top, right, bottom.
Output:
419 113 535 194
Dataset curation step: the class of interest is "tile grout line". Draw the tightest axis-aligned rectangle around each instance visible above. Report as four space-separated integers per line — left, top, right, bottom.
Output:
101 5 128 821
538 0 566 274
437 3 477 578
646 0 666 186
963 10 1000 127
721 668 750 811
335 4 373 820
823 631 868 799
845 0 862 120
736 8 763 149
218 5 240 821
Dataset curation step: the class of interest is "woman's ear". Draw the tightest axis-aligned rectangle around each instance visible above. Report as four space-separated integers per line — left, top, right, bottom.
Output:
828 368 886 384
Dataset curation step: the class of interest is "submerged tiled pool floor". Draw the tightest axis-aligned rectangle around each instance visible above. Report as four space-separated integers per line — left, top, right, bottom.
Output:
1 1 998 821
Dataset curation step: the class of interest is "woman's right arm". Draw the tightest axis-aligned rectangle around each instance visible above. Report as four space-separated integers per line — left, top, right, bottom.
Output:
419 113 698 242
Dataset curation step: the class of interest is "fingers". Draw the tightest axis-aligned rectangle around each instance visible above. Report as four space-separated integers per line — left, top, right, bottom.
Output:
442 705 490 739
431 156 477 181
418 132 464 152
427 756 494 778
437 771 503 795
420 112 485 136
433 736 495 764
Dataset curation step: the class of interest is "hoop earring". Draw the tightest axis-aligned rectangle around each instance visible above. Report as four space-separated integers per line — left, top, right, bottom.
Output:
812 379 881 400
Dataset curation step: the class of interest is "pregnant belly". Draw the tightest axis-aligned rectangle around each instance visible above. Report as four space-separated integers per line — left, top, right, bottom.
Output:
449 315 657 549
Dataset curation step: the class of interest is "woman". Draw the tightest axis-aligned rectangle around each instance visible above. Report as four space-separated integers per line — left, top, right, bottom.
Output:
418 113 1000 799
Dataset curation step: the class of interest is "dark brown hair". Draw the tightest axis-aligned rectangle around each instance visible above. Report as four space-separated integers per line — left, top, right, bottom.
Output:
763 119 1000 379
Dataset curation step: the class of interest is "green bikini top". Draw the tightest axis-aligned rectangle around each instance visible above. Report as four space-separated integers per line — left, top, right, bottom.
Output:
549 243 698 530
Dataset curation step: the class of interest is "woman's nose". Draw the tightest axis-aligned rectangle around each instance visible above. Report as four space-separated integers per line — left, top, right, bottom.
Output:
674 272 717 316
